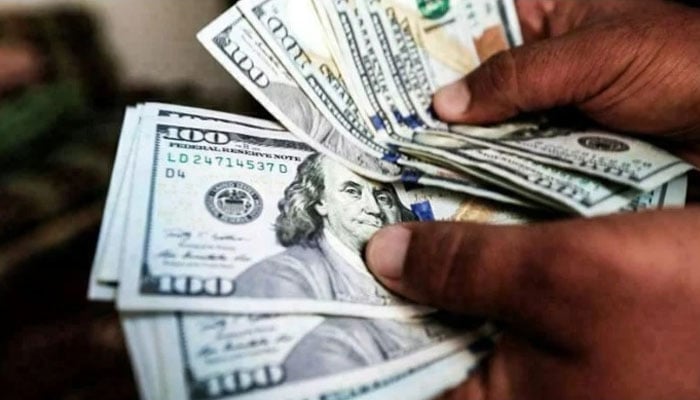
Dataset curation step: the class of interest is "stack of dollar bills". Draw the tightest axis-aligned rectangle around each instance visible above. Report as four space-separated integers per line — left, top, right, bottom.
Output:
87 1 692 399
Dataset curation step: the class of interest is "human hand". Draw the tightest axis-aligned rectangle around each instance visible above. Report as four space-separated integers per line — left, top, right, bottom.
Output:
382 3 700 398
433 0 700 140
365 208 700 399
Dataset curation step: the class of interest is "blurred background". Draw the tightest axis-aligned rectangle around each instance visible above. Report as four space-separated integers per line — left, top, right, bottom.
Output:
0 1 268 399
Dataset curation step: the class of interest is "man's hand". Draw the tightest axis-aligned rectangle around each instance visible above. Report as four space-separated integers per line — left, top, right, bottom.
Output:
367 1 700 398
433 0 700 140
365 209 700 399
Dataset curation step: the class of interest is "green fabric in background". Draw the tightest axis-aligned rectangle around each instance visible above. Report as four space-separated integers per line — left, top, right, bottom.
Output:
0 80 87 159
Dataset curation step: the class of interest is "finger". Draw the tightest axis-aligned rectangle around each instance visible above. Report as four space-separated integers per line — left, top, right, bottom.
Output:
515 0 557 42
432 23 635 124
515 0 649 42
365 209 700 337
436 334 566 400
365 219 590 339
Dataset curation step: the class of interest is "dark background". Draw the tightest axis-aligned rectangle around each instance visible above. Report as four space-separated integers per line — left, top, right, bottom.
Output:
0 2 261 399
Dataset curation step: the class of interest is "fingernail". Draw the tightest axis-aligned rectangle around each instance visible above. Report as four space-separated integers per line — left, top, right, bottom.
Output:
434 81 471 118
366 225 411 280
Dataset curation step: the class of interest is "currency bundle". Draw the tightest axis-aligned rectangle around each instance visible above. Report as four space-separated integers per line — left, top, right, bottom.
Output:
88 1 691 399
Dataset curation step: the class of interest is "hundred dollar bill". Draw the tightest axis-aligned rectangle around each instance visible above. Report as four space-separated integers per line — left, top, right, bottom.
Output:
403 161 689 220
120 316 150 400
361 0 444 129
284 0 582 215
396 179 537 224
90 105 296 303
115 116 543 316
314 0 467 153
152 313 479 400
93 104 289 288
227 0 422 179
118 117 458 317
399 159 538 209
234 0 400 164
447 123 693 191
197 6 402 182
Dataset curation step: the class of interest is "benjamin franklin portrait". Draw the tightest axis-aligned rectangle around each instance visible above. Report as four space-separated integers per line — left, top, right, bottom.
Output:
233 153 416 304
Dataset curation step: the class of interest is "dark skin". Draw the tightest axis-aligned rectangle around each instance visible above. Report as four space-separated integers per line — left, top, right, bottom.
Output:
365 1 700 399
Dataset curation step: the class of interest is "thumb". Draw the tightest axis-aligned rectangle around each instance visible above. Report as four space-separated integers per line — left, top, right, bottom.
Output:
365 222 536 319
364 216 634 341
432 27 633 124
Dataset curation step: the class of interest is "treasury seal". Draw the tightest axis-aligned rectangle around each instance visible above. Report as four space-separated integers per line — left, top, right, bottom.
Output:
205 181 263 224
577 136 630 152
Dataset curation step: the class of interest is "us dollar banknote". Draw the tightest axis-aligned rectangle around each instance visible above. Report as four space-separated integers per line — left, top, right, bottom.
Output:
121 314 164 400
149 313 483 400
88 105 142 301
198 5 402 182
91 104 292 296
447 123 693 191
235 0 398 162
89 103 544 302
116 116 529 318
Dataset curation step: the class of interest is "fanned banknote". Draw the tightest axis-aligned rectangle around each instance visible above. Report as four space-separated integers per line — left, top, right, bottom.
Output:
198 6 402 182
196 8 530 208
88 104 689 400
88 1 697 398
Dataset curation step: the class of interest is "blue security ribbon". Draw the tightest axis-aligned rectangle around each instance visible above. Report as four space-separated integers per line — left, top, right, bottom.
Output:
411 200 436 221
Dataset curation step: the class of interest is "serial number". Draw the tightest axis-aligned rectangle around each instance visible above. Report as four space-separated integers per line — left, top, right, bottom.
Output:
167 153 289 174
